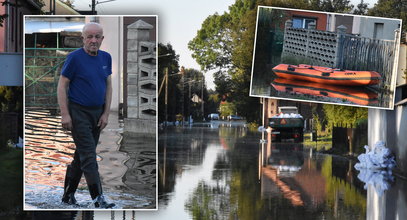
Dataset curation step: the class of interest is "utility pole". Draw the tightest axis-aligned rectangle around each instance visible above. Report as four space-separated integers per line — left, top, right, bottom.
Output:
180 67 185 125
49 0 56 15
201 77 204 120
188 80 191 124
91 0 96 15
165 68 168 124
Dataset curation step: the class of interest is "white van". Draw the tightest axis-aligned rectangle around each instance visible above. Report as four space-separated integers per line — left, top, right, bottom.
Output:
208 113 220 120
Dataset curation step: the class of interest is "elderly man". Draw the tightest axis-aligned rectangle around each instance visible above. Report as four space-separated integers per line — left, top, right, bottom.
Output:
57 22 115 208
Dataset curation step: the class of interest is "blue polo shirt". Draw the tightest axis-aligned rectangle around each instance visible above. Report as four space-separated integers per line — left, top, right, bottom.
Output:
61 48 112 107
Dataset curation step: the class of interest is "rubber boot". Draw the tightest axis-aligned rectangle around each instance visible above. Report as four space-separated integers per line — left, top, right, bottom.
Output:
62 165 82 205
88 183 115 208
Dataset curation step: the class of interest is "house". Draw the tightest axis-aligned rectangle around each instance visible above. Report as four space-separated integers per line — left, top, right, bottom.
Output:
287 10 327 31
0 0 42 53
0 0 42 86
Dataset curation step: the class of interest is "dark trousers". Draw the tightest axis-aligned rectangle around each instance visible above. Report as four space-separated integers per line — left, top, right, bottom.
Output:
66 101 104 199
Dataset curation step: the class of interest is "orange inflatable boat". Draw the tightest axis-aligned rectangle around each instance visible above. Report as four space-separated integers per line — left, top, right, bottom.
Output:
271 78 378 106
272 64 381 86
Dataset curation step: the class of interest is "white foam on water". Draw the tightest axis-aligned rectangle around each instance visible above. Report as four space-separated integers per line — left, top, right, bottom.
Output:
24 184 152 210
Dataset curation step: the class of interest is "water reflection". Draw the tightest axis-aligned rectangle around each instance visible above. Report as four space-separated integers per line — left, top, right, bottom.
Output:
251 71 389 108
367 176 407 220
270 78 379 106
24 109 155 209
138 125 368 219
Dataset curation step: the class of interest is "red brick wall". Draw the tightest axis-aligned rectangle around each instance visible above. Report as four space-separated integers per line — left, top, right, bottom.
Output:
288 10 327 31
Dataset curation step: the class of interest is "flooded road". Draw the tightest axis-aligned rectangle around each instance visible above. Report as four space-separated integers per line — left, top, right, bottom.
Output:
24 109 156 209
137 122 368 219
8 121 405 219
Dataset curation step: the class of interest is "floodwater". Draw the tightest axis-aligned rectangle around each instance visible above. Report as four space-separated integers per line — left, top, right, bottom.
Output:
250 71 391 108
4 119 405 219
24 109 156 209
133 122 406 220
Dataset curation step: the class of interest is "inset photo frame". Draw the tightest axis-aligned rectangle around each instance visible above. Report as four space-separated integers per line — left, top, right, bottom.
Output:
250 6 402 109
23 15 158 210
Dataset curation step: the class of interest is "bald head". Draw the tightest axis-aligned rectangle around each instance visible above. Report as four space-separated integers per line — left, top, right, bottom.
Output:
82 22 103 36
82 22 104 56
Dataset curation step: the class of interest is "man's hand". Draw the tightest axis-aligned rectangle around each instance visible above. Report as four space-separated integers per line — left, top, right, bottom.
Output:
61 113 72 131
98 113 109 130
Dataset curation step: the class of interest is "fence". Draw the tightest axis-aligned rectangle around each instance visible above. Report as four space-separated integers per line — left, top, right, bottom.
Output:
282 20 338 68
282 20 399 91
25 48 77 108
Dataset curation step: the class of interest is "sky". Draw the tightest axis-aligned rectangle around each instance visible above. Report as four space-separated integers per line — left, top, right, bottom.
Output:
72 0 380 89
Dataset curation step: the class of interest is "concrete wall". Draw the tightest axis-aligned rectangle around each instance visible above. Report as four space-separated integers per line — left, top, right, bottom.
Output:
397 44 407 85
368 43 407 176
334 14 354 34
99 17 122 112
358 17 400 40
124 19 157 135
368 93 407 176
85 17 122 112
366 178 407 220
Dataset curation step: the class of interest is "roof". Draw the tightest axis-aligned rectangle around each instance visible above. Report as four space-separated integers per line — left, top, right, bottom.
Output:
25 20 84 34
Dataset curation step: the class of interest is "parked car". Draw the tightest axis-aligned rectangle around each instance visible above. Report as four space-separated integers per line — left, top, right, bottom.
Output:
208 113 220 120
227 115 242 120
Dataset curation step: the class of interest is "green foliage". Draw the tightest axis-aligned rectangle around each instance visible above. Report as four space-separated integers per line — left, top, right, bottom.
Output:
206 91 220 115
319 0 354 13
313 113 324 134
189 0 360 123
0 86 22 113
220 102 235 118
0 149 23 214
321 156 367 217
323 104 368 128
353 0 369 15
158 43 181 122
368 0 407 32
188 13 233 71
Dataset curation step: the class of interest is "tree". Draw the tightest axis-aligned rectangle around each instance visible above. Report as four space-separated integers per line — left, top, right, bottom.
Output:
188 13 233 72
353 0 369 15
0 86 23 149
158 43 181 123
323 104 368 128
189 0 358 123
319 0 354 13
368 0 407 32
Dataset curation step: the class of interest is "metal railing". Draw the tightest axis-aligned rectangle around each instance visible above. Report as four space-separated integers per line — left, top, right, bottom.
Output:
25 48 78 108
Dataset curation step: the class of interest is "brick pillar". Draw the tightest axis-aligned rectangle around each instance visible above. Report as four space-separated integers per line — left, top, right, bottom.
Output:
125 20 156 136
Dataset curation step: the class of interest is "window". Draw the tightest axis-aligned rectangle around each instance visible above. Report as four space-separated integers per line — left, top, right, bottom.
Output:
292 17 317 29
